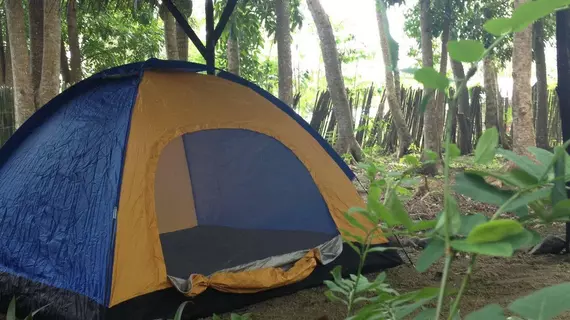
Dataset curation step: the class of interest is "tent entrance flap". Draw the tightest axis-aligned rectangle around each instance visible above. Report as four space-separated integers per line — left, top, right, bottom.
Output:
166 235 343 296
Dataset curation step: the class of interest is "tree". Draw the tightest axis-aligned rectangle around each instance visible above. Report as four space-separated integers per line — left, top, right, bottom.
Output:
79 6 162 75
375 0 412 157
38 0 62 107
420 0 440 174
67 0 82 84
483 57 499 131
160 2 179 60
450 58 472 154
214 0 302 93
511 0 536 156
276 0 293 106
306 0 363 160
226 27 240 75
175 0 192 61
29 0 43 105
533 18 548 149
5 0 34 127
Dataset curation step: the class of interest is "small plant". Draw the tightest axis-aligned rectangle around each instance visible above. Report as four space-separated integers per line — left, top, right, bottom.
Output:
325 0 570 319
5 297 49 320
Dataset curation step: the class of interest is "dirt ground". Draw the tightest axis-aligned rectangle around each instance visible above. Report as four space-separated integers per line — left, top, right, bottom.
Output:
206 174 570 320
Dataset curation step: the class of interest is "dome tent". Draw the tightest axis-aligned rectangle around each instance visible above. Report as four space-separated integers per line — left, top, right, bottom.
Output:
0 59 402 319
0 0 402 318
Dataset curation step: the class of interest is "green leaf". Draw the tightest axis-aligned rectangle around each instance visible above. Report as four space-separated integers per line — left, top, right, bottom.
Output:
411 219 438 232
368 246 399 253
508 282 570 320
504 229 542 250
465 168 538 189
340 228 365 244
343 212 368 234
414 308 437 320
454 173 526 215
386 190 414 229
7 297 16 320
325 290 348 305
504 188 550 215
474 128 499 164
402 154 421 167
419 91 435 113
501 168 541 188
527 146 555 167
483 17 513 36
510 0 569 33
414 67 449 91
448 197 462 235
347 207 376 225
497 148 544 179
467 220 524 244
174 301 190 320
395 299 436 319
446 143 461 160
458 213 489 236
324 280 349 295
451 240 514 257
416 238 445 272
448 40 485 63
550 199 570 221
465 304 506 320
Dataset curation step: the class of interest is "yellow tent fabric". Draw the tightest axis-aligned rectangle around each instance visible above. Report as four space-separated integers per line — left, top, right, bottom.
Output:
109 71 388 306
188 249 320 296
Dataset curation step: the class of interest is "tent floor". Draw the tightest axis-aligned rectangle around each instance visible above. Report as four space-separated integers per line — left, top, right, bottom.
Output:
159 225 338 277
0 243 403 320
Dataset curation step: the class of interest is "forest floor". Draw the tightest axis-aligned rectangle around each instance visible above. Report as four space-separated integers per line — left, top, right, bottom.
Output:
204 156 570 320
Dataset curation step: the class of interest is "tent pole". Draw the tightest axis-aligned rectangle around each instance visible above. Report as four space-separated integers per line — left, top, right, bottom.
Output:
164 0 238 75
163 0 207 59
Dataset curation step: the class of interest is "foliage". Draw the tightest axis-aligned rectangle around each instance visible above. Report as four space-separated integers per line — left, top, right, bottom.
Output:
5 296 49 320
324 0 570 319
214 0 303 91
78 5 163 76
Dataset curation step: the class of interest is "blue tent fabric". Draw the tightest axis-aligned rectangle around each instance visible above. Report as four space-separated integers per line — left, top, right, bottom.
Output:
0 76 140 305
182 129 339 235
215 70 356 181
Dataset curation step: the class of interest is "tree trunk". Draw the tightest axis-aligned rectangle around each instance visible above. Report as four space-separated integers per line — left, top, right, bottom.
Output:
533 19 549 149
4 14 12 88
306 0 362 161
175 0 192 61
5 0 34 126
0 16 6 85
29 0 43 107
420 0 439 173
67 0 82 84
38 0 61 107
557 8 570 153
276 0 293 106
435 1 450 145
60 39 71 85
484 56 499 131
160 3 179 60
511 0 536 156
226 29 240 75
451 59 472 154
375 0 412 157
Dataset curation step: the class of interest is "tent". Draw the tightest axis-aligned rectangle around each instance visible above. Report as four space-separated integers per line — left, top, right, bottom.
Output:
0 59 402 319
